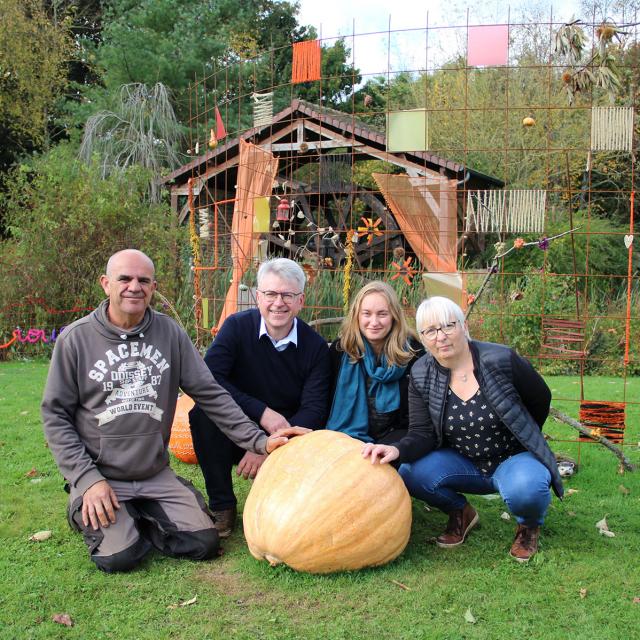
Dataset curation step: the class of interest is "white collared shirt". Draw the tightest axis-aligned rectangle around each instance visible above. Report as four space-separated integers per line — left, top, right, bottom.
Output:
259 317 298 351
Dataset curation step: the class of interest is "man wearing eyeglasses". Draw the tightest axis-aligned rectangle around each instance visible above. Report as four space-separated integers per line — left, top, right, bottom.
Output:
189 257 330 537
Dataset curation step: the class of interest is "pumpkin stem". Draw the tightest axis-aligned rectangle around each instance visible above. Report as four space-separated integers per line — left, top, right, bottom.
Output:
265 554 281 567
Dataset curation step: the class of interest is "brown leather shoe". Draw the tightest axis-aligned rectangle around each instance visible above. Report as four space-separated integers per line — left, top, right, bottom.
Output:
436 503 479 548
509 524 540 562
211 506 237 538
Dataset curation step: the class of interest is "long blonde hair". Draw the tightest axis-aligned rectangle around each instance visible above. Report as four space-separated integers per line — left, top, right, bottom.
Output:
338 281 417 366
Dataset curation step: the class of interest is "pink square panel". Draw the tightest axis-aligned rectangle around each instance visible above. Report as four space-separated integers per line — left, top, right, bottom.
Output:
467 25 509 66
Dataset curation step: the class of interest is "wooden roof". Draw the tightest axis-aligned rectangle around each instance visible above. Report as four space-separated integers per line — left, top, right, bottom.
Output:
159 99 503 193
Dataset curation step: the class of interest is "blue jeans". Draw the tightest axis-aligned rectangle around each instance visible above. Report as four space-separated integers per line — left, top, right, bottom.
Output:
399 449 552 527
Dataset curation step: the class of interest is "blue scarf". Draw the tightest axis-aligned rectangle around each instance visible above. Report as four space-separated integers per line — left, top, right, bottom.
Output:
326 341 407 442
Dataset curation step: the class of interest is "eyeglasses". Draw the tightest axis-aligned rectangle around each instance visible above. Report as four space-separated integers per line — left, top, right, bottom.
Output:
420 321 459 341
258 290 302 303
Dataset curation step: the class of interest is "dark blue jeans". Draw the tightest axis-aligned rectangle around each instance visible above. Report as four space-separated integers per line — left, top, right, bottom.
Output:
399 449 552 527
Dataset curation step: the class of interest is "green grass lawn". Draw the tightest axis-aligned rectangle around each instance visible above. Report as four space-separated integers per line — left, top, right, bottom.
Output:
0 361 639 640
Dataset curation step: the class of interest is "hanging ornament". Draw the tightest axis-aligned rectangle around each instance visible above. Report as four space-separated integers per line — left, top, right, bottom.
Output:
276 198 291 221
391 256 417 286
357 216 383 245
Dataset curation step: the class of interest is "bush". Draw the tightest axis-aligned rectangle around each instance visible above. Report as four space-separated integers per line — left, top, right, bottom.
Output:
0 143 186 357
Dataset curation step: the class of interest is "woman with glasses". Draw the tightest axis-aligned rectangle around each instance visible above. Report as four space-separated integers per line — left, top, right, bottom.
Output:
326 281 423 445
362 296 562 563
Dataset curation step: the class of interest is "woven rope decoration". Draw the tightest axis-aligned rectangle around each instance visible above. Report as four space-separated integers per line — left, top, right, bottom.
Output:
292 39 321 84
579 400 626 444
591 107 634 152
465 189 546 233
252 91 274 128
198 208 209 239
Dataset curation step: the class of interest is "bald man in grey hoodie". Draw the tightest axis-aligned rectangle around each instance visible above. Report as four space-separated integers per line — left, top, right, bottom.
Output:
41 249 306 573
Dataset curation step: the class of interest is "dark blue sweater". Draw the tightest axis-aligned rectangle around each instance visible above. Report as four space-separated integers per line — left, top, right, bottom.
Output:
201 309 330 428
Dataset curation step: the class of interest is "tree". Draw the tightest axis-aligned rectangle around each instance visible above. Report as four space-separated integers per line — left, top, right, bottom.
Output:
78 83 183 200
0 0 72 164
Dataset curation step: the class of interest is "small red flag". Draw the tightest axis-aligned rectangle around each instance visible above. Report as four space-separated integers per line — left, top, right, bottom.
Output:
215 107 226 140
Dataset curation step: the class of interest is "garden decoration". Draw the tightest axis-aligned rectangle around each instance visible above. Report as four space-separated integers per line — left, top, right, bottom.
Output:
252 91 273 128
168 394 197 464
579 401 626 444
467 24 508 66
465 189 546 234
198 208 210 239
540 317 586 361
291 39 321 84
590 107 634 152
391 255 417 286
357 216 383 245
243 430 412 574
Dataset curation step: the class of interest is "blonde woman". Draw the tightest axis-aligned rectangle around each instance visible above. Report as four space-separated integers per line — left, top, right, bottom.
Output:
326 281 423 444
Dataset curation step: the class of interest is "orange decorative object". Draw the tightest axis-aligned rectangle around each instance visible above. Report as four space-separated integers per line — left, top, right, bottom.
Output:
391 256 417 286
292 40 321 84
357 216 383 245
208 128 217 149
513 237 525 249
169 394 198 464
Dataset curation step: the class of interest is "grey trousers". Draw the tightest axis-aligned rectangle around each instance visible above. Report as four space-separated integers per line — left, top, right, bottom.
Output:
68 467 219 572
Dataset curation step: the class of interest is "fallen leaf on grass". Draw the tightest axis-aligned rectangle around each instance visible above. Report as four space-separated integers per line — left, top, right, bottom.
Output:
579 588 587 599
633 597 640 604
20 411 28 415
464 608 477 624
567 511 577 517
167 595 197 610
619 484 630 495
29 530 52 542
52 613 73 627
566 488 579 495
25 468 40 478
500 512 511 521
595 517 615 537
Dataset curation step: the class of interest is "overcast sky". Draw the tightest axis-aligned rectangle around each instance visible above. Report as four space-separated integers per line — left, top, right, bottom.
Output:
295 0 586 78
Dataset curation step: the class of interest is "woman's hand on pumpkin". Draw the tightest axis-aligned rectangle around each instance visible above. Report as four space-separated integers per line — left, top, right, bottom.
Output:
237 451 267 479
361 443 400 465
265 427 312 453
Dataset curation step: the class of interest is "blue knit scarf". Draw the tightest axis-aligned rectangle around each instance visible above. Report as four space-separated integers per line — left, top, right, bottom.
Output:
326 341 407 442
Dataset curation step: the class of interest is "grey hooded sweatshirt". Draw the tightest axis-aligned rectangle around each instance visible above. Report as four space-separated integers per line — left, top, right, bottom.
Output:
42 300 268 495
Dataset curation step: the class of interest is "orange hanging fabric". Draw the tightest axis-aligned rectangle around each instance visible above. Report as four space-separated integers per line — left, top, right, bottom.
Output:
292 39 321 84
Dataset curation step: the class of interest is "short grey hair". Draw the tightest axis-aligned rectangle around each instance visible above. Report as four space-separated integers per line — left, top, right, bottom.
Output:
257 258 306 292
415 296 470 339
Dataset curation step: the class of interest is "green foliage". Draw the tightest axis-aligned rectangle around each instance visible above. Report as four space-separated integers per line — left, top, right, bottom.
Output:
0 0 73 159
0 143 186 334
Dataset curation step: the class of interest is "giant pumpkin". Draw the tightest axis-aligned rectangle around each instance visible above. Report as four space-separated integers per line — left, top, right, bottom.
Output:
168 394 198 464
243 430 412 574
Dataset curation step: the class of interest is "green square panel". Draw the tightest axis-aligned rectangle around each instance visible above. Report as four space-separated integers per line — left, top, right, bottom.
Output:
386 109 429 152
